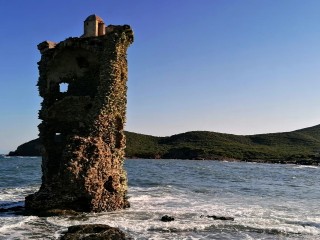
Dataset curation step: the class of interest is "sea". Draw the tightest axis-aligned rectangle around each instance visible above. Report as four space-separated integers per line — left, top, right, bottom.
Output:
0 156 319 240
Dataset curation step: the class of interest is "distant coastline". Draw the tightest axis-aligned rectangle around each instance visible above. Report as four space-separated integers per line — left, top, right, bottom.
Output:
7 125 320 166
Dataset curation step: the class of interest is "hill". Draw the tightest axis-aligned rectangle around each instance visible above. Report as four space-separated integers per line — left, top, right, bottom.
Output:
8 139 43 157
8 125 320 165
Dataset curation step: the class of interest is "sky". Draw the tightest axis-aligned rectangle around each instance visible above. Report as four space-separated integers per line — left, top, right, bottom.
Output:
1 0 320 153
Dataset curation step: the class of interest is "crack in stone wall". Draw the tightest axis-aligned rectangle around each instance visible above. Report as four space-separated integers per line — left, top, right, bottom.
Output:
25 15 134 213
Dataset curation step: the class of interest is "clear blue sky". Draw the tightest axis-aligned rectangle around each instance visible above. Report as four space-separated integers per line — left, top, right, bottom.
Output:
1 0 320 153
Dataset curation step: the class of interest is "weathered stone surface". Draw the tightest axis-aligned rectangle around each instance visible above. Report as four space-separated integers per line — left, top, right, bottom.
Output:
25 15 134 213
60 224 131 240
37 41 57 54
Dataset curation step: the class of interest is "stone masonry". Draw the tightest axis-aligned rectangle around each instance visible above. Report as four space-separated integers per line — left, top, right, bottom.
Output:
25 15 134 213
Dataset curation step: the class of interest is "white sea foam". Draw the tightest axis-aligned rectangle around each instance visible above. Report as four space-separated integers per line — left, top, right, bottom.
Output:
2 191 320 239
0 186 39 203
293 165 319 169
0 216 39 239
1 158 319 239
38 186 319 239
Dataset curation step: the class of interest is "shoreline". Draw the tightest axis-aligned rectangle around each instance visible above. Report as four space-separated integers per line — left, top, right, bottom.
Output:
5 155 318 166
126 157 319 165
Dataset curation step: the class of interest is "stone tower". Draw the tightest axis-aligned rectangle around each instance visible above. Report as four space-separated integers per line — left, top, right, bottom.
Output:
25 15 134 213
83 14 106 37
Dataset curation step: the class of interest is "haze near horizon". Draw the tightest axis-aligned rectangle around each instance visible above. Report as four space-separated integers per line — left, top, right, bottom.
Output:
1 0 320 153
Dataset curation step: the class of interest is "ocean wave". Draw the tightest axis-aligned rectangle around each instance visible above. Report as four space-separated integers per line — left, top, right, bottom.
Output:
0 186 39 202
0 158 319 239
293 165 319 169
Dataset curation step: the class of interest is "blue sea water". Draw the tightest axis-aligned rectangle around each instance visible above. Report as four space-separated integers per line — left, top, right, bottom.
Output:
0 155 319 239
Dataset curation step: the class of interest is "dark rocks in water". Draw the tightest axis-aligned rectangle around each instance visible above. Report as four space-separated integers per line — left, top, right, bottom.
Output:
0 205 82 217
0 206 24 214
202 215 234 221
161 215 175 222
159 214 233 223
60 224 131 240
24 208 80 217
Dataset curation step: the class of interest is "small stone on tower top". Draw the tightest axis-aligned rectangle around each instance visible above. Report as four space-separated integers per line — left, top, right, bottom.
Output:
82 14 106 38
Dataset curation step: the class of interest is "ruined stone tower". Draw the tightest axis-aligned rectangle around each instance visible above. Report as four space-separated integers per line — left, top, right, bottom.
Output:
25 15 134 213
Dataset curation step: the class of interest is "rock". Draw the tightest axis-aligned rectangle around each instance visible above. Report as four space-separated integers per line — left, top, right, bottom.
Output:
0 205 82 217
161 215 175 222
24 208 80 217
0 206 24 214
60 224 131 240
37 41 57 54
202 215 234 221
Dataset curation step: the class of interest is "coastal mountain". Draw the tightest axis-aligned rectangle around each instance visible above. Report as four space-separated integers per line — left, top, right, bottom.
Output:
8 125 320 164
8 139 43 157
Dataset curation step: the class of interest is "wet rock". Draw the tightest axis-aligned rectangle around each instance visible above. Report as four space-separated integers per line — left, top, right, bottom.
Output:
0 206 24 214
24 208 80 217
60 224 131 240
161 215 175 222
202 215 234 221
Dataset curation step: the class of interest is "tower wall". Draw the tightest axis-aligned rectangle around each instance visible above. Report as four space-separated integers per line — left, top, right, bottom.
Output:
83 15 106 37
25 19 134 213
84 20 98 37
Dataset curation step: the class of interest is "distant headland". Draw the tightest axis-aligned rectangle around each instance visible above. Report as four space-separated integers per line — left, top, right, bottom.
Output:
8 124 320 165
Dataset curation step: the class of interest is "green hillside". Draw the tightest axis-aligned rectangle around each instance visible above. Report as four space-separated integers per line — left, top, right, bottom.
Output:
126 127 320 164
8 125 320 165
